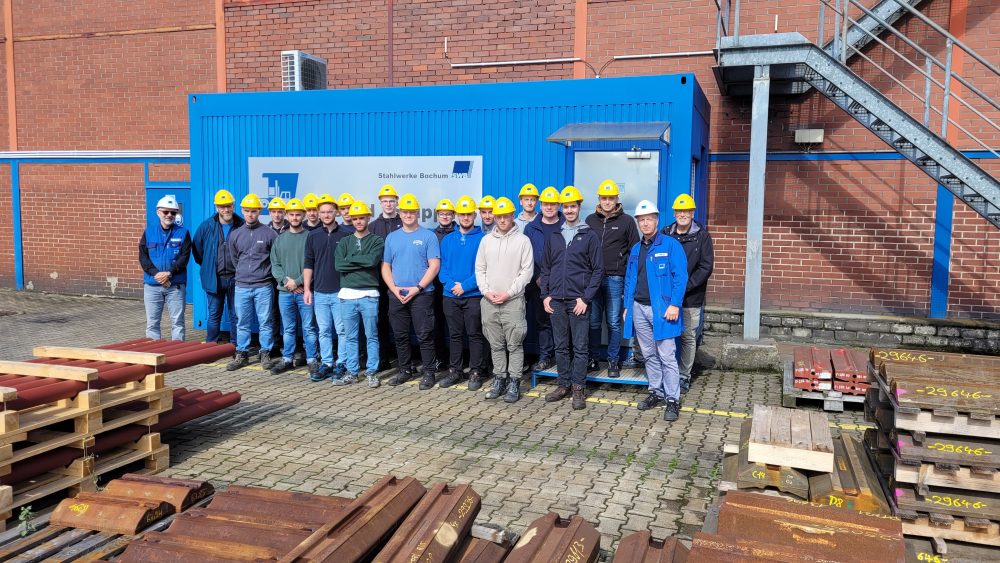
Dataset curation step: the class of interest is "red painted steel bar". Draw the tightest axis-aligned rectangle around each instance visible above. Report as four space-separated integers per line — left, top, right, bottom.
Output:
160 344 235 372
97 338 154 349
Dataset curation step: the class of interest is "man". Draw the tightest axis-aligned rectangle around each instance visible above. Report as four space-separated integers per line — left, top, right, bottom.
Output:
624 200 688 422
438 196 487 389
523 186 563 371
268 197 289 235
514 183 539 231
336 201 386 388
585 179 640 378
337 193 355 225
226 194 279 370
370 184 403 239
432 198 456 366
269 198 319 376
192 189 244 344
476 197 534 403
539 186 603 410
434 199 456 241
303 193 322 231
478 195 496 233
139 195 191 341
266 196 289 355
303 197 352 382
663 193 714 393
382 194 441 389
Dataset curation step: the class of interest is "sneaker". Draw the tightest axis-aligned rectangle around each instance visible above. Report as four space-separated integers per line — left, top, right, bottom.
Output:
680 378 691 394
418 372 436 390
307 361 321 378
438 369 462 388
389 369 412 386
636 393 664 411
226 351 250 371
259 351 277 371
333 373 358 386
664 398 680 422
504 378 521 403
586 358 600 373
571 384 586 410
333 363 347 377
531 356 554 372
621 357 644 370
310 364 333 382
485 377 507 400
367 373 380 388
292 351 307 368
545 385 570 402
467 370 484 391
607 360 621 379
270 358 293 375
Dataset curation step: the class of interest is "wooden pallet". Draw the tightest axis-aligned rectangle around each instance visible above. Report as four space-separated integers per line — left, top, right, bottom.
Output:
895 484 1000 523
902 515 1000 548
747 404 834 473
0 433 169 531
782 360 865 412
895 462 1000 495
721 421 810 500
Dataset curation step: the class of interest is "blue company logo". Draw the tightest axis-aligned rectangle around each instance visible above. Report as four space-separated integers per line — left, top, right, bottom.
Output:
261 172 299 200
452 160 473 178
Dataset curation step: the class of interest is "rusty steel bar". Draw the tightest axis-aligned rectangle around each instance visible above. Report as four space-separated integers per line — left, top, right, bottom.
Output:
612 530 689 562
105 473 215 511
118 531 283 562
373 483 481 562
51 492 175 534
504 513 601 563
454 536 511 563
207 485 350 526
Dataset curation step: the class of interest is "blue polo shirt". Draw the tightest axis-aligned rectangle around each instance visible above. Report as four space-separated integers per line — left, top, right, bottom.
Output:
383 227 440 292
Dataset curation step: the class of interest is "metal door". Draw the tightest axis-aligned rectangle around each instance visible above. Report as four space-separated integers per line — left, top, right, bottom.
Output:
573 151 660 214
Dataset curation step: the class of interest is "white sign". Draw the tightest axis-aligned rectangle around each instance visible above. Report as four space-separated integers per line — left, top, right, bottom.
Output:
248 156 483 227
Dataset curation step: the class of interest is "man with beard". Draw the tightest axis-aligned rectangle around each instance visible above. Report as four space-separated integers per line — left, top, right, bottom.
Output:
269 198 319 376
192 189 244 344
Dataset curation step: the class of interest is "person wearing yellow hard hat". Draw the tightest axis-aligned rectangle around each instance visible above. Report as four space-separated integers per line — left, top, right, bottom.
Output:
371 184 403 240
302 193 322 231
478 195 496 233
523 186 564 372
336 193 355 226
334 201 386 388
225 193 280 372
661 192 713 395
583 179 640 379
437 195 488 390
538 185 603 411
434 198 456 242
624 199 689 423
431 198 457 365
383 193 441 389
515 183 540 231
268 197 319 376
192 189 245 344
476 197 535 404
267 197 289 236
139 194 191 343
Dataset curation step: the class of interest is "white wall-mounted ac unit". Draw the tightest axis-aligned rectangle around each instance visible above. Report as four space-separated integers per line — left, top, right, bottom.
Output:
281 50 327 91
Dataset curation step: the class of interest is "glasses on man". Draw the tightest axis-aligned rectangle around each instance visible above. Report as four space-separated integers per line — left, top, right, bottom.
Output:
159 210 178 216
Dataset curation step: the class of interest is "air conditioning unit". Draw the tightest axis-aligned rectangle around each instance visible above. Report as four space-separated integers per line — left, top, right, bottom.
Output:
281 50 327 91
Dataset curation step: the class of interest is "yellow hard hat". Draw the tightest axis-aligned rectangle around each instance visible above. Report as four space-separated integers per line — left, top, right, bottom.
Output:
285 198 304 211
398 193 420 211
436 198 455 212
267 197 286 211
539 187 561 204
303 193 319 209
455 196 477 214
673 194 696 210
559 186 584 204
214 189 235 206
493 197 516 215
518 183 539 198
597 179 620 197
337 193 355 208
378 185 399 199
478 195 496 210
317 194 336 206
240 193 264 209
348 201 372 217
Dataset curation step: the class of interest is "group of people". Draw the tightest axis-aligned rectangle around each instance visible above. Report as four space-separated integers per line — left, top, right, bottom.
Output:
139 180 714 421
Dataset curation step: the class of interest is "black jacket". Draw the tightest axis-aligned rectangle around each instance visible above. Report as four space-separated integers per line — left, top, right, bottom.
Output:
538 223 604 303
663 220 714 308
304 223 351 293
585 204 639 277
371 214 403 240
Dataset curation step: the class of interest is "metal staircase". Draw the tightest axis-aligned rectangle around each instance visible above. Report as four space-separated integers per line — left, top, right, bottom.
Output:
714 0 1000 229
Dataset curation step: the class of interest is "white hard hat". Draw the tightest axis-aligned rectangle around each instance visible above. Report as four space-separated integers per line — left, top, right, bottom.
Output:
156 195 180 211
634 199 659 217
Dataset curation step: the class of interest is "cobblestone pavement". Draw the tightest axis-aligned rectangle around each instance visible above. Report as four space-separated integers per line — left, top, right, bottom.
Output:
0 289 869 552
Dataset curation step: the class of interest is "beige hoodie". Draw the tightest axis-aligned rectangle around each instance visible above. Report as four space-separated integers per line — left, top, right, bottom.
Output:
475 223 534 297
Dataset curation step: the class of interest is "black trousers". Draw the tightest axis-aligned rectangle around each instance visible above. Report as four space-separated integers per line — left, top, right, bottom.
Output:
442 296 487 373
551 298 589 387
526 282 553 359
388 292 436 373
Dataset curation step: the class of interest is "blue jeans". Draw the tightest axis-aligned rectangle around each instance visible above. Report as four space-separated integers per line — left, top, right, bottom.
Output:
205 275 237 344
589 275 625 362
341 296 380 374
234 285 274 353
313 291 342 366
144 283 185 341
278 292 318 362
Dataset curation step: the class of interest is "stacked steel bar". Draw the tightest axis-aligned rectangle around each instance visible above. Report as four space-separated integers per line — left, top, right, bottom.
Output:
792 345 869 395
865 348 1000 549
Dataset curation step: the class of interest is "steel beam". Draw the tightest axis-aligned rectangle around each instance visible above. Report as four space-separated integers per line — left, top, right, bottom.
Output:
744 65 770 342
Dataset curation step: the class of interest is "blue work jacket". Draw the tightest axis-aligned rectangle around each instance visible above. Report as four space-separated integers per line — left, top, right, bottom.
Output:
623 231 689 341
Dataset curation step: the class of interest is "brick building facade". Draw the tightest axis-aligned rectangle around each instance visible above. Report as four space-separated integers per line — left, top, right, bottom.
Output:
0 0 997 322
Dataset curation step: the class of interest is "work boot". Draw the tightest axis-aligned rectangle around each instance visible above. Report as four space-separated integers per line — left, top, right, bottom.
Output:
664 398 680 422
367 373 380 388
586 358 600 373
438 369 462 388
334 373 358 386
389 368 412 386
531 356 554 372
259 351 275 370
636 393 664 411
468 370 484 391
270 358 293 375
622 356 644 369
571 384 586 410
607 360 621 379
680 378 691 394
226 351 250 371
292 350 307 368
307 361 321 378
545 385 571 402
504 378 521 403
418 371 436 390
309 364 332 382
485 376 507 400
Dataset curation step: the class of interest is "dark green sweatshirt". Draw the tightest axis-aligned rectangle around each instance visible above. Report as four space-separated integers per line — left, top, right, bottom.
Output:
334 231 385 290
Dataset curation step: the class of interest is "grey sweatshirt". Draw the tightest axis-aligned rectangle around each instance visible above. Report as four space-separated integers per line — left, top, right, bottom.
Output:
474 223 534 297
